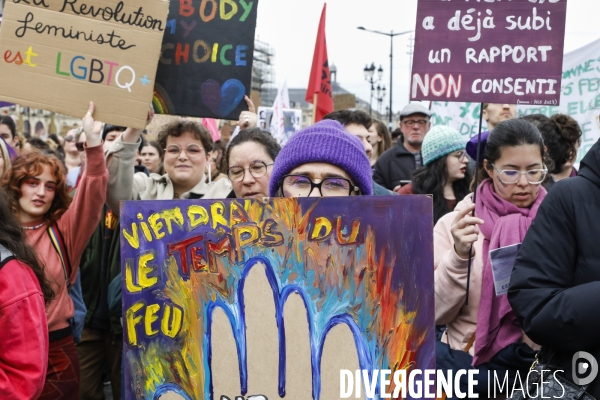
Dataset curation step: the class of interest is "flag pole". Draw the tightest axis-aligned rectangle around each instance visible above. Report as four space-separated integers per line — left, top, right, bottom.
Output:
312 93 318 124
465 102 484 306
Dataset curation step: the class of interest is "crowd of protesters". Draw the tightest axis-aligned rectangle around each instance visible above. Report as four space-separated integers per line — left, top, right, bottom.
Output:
1 95 597 400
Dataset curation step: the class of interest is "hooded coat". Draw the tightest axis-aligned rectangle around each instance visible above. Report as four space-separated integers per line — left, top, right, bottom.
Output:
508 139 600 398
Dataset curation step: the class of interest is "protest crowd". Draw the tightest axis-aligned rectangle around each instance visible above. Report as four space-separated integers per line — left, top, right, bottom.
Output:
1 93 597 399
0 0 599 398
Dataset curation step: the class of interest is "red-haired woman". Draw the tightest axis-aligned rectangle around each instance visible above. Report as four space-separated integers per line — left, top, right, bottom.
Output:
0 187 54 399
0 103 107 400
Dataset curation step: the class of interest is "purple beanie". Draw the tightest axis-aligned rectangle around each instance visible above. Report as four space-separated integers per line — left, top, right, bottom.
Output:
466 130 490 164
269 120 373 196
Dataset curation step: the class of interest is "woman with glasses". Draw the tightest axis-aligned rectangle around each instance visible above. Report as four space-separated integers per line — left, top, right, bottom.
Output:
398 126 471 224
106 120 232 213
268 120 373 197
225 128 280 198
434 119 549 399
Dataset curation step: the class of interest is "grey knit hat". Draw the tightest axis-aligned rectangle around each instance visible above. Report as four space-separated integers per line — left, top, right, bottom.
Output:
422 125 466 166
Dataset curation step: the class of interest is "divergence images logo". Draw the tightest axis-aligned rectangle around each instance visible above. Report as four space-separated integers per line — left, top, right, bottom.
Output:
572 352 599 385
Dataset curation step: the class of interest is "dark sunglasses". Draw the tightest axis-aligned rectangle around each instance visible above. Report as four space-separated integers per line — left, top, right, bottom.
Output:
75 142 85 152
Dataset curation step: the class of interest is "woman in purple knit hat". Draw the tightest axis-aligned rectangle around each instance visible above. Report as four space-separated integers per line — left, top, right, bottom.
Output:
269 120 373 197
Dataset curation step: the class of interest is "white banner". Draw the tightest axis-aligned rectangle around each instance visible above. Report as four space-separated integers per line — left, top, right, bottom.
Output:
430 37 600 166
257 106 302 145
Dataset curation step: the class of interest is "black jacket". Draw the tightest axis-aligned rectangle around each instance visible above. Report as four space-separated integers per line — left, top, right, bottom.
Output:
508 140 600 398
373 141 419 190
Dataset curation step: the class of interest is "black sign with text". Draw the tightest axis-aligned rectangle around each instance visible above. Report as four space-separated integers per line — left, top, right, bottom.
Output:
153 0 258 120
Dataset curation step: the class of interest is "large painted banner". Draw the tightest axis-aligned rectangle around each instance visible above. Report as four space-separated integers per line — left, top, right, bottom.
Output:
430 37 600 166
0 0 169 129
121 197 435 399
153 0 258 120
411 0 567 105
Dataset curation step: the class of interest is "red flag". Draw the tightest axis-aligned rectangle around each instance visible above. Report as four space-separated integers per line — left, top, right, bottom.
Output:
306 4 334 122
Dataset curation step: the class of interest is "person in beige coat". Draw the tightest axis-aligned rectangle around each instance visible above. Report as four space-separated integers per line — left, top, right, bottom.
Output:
105 120 232 214
434 119 548 399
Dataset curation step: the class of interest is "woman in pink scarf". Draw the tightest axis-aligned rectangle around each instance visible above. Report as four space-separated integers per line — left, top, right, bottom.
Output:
434 119 548 399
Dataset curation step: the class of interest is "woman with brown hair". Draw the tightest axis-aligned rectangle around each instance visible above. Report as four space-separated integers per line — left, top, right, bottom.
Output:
0 103 108 400
106 119 231 213
368 118 392 166
538 113 582 190
0 187 53 399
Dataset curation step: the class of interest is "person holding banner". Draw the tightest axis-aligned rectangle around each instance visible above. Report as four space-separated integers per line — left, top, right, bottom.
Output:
0 187 53 400
434 119 549 398
0 102 108 400
269 120 373 197
105 119 232 212
226 128 281 199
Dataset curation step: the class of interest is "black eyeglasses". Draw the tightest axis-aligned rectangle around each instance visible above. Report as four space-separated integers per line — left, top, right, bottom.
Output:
227 161 273 182
279 175 360 197
402 119 429 126
75 142 85 152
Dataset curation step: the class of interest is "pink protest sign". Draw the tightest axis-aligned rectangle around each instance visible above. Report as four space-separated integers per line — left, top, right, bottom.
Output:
410 0 567 106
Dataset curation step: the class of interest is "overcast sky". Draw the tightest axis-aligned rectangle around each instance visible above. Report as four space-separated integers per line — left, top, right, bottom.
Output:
254 0 599 115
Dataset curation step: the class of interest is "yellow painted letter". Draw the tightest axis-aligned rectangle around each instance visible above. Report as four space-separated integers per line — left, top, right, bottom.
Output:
125 301 144 346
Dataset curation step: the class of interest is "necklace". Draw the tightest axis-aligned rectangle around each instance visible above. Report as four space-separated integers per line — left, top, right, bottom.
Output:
22 221 46 230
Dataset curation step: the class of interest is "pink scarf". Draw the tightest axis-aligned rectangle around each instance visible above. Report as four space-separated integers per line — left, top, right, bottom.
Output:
473 178 546 365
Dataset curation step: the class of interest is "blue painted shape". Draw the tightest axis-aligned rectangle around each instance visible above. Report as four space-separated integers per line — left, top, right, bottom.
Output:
205 300 247 399
154 383 193 400
204 255 371 400
166 19 176 34
140 75 151 86
200 79 246 118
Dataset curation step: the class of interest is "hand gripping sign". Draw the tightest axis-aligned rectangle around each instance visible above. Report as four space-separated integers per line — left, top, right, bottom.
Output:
0 0 169 129
120 197 435 399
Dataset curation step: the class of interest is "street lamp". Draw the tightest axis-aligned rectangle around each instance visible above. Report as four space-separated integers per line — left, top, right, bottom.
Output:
376 85 386 117
357 27 413 124
363 63 383 116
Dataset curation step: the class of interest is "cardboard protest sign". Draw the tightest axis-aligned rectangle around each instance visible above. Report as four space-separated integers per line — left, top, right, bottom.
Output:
411 0 567 105
0 0 168 129
430 36 600 167
153 0 258 120
334 93 357 111
121 197 435 399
